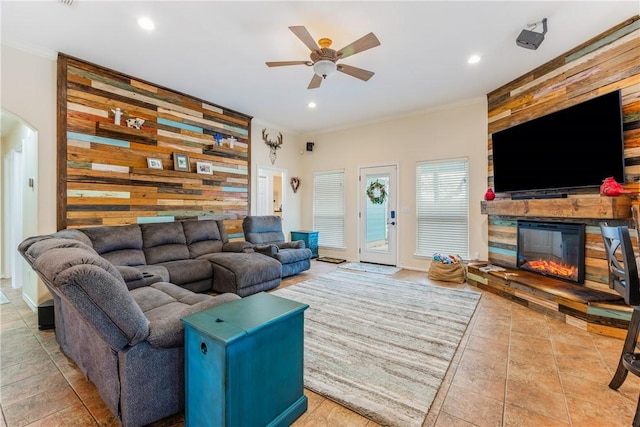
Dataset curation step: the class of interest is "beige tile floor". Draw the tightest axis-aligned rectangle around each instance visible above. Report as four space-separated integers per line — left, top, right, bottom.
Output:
1 260 638 426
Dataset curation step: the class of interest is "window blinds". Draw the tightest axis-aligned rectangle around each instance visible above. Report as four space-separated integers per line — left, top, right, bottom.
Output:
416 159 469 258
313 170 345 249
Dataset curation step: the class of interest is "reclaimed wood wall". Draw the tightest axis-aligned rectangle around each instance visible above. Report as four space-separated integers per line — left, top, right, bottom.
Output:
57 54 251 237
486 16 640 289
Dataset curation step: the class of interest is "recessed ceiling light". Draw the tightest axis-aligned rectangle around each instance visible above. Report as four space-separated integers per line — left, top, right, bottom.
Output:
308 102 316 109
138 16 155 31
467 54 481 64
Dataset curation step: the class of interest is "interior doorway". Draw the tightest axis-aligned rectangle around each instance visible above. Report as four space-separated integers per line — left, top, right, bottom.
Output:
257 165 287 219
1 109 39 289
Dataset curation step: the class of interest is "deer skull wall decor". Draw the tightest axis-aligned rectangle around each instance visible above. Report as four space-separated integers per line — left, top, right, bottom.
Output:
262 129 283 165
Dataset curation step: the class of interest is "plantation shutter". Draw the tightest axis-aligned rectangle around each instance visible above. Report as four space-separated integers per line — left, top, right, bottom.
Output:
313 170 345 249
416 158 469 258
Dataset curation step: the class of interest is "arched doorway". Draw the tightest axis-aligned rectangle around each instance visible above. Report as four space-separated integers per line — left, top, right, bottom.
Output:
1 109 39 293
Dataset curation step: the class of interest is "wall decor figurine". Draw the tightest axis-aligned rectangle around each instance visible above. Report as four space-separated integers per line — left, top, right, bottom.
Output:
111 107 123 125
484 188 495 201
262 128 283 165
600 176 631 196
290 177 300 193
126 118 145 129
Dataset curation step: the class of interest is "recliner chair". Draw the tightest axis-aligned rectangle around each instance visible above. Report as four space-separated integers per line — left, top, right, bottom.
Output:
242 215 312 277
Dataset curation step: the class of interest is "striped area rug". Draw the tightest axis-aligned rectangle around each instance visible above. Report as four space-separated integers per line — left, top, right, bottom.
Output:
272 270 481 427
339 262 401 275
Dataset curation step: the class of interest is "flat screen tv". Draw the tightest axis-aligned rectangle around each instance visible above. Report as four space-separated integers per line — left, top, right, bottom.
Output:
491 90 625 194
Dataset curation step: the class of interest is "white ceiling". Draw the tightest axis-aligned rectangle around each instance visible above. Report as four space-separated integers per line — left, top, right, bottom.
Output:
2 1 638 135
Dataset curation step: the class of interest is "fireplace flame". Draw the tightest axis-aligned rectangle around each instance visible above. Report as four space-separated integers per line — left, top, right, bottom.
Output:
525 260 576 278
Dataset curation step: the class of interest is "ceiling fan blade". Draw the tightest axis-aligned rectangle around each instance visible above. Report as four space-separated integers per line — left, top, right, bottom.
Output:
265 60 310 67
337 64 375 81
289 26 320 51
336 32 381 59
307 74 322 89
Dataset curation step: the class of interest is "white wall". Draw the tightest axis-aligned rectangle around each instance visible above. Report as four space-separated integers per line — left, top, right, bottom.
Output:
1 45 57 306
250 120 307 240
299 100 489 271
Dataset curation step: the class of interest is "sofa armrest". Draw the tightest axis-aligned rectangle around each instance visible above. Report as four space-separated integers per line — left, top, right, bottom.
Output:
115 265 144 282
253 244 278 257
222 241 254 253
277 241 305 250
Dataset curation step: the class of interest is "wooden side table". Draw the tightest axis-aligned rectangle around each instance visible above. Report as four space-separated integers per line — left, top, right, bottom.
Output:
181 292 309 427
291 230 319 258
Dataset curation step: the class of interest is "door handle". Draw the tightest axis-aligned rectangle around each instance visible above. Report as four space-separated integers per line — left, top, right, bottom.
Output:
388 221 396 226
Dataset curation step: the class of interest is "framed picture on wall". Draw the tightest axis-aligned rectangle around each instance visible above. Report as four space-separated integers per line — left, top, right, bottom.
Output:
146 158 163 169
173 153 190 172
196 161 213 175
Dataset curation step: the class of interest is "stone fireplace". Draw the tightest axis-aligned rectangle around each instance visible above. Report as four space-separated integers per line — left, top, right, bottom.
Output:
517 220 585 284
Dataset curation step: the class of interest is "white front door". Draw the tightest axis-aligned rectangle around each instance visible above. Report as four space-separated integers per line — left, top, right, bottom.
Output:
359 165 397 266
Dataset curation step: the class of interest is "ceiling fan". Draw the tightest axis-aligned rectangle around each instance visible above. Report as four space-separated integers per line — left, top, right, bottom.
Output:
266 26 381 89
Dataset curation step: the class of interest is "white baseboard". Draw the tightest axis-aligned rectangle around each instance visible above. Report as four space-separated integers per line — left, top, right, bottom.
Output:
22 293 37 312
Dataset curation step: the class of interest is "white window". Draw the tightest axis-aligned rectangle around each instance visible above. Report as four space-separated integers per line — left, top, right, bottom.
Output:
313 170 345 249
416 158 469 258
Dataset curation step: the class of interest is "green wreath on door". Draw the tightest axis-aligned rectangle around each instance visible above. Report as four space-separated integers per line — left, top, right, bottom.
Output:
366 181 387 205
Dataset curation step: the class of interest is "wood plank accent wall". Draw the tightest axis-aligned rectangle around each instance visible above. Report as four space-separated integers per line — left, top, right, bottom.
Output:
57 54 252 237
485 16 640 290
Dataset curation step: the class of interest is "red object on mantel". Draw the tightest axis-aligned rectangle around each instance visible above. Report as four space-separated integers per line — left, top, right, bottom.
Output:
484 188 496 201
600 176 631 197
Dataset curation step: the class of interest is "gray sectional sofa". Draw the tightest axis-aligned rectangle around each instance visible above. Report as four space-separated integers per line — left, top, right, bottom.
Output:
75 219 282 296
17 219 285 426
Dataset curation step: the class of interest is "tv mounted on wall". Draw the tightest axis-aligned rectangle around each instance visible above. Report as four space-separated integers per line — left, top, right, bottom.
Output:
491 90 625 194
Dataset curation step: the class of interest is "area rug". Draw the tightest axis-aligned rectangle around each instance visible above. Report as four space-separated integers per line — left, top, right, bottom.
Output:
272 270 481 427
339 262 401 275
316 256 347 264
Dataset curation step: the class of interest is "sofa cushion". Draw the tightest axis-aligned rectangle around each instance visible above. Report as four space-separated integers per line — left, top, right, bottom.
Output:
182 220 223 258
81 225 146 266
130 282 240 348
141 222 190 264
54 229 94 247
203 252 282 289
33 245 123 285
24 237 98 264
242 215 286 245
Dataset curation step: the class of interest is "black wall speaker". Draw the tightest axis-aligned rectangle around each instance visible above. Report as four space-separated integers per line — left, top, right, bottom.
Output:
306 142 314 152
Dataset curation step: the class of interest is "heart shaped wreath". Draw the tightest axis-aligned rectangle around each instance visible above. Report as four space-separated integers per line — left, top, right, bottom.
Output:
290 177 301 193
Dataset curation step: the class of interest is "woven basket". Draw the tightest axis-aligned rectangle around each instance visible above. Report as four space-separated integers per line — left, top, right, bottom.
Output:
428 261 467 283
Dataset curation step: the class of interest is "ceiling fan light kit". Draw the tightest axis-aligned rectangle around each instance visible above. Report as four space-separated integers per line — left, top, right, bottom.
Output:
313 60 336 78
266 25 381 89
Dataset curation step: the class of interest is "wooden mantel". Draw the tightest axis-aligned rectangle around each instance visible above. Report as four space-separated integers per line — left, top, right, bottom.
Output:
481 196 632 220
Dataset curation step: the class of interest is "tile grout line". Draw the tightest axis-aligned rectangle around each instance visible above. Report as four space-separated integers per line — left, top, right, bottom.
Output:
545 314 573 426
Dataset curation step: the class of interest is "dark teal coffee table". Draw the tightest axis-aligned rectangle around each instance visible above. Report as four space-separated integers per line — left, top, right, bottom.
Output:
181 292 309 427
